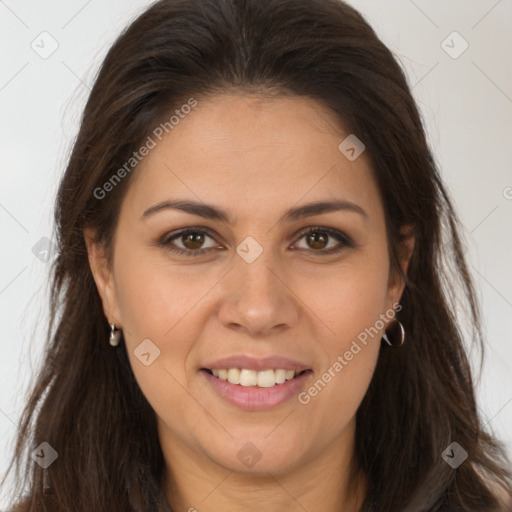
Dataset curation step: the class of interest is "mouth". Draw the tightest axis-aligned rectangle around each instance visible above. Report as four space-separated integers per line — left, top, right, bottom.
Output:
200 368 312 388
200 367 313 410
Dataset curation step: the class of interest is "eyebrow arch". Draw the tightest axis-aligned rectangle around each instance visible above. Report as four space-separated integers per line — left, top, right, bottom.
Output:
140 198 368 223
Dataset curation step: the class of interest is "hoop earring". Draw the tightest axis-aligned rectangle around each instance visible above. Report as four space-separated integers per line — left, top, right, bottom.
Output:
382 318 405 347
109 323 121 347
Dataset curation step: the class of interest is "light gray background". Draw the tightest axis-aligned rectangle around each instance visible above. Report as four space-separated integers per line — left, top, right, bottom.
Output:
1 0 511 506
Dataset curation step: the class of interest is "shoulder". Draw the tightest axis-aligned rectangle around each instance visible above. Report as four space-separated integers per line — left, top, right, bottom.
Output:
3 498 31 512
494 486 512 511
480 471 512 511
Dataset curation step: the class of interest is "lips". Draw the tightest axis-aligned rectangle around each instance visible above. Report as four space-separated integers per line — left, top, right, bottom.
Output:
200 367 313 410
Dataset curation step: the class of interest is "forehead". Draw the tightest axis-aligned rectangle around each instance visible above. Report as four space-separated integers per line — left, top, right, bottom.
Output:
121 93 384 226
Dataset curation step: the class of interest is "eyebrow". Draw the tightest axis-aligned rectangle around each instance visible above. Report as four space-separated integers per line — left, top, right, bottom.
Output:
140 198 368 223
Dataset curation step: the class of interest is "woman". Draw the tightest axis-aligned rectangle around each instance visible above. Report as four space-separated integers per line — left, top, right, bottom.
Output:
2 0 511 510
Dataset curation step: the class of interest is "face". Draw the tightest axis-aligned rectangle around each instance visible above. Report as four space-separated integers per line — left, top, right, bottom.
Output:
86 93 413 480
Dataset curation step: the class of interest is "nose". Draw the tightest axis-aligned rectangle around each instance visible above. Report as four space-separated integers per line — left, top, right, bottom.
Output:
217 249 300 338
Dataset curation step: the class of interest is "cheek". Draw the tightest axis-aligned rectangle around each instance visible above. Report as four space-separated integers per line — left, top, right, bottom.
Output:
114 243 209 340
296 249 388 416
112 250 210 431
306 245 390 343
297 297 383 441
111 243 213 396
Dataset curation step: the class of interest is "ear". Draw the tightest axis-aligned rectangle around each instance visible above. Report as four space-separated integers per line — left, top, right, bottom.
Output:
83 227 122 327
387 224 415 306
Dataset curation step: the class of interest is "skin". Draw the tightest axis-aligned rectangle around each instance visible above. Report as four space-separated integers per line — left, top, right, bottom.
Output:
85 93 415 512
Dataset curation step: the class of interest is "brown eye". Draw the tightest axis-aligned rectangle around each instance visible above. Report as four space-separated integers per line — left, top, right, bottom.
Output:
181 231 206 250
294 227 353 254
305 231 329 250
160 228 218 256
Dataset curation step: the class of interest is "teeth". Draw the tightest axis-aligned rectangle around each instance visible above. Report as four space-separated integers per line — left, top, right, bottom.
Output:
275 369 287 384
257 369 276 388
227 368 241 384
285 370 295 380
240 369 258 386
209 368 304 387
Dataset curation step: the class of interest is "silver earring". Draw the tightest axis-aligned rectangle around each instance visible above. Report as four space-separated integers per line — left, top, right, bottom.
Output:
109 323 121 347
382 319 405 347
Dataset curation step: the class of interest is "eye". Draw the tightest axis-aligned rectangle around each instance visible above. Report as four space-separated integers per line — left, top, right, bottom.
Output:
160 228 219 256
293 226 353 254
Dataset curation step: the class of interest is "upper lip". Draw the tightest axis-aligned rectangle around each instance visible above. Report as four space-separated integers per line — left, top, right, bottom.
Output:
202 355 312 373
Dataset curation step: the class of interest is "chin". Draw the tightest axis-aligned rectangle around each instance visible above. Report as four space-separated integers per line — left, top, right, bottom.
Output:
206 434 307 476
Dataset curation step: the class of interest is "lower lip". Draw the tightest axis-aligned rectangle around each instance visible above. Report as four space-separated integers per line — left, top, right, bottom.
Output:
200 369 313 411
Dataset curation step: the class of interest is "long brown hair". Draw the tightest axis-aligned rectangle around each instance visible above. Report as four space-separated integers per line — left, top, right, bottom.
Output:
2 0 511 510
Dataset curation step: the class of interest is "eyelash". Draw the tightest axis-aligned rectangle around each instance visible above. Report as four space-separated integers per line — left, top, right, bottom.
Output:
158 226 354 257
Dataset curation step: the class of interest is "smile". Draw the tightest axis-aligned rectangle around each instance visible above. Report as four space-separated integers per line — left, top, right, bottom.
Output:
203 368 309 388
